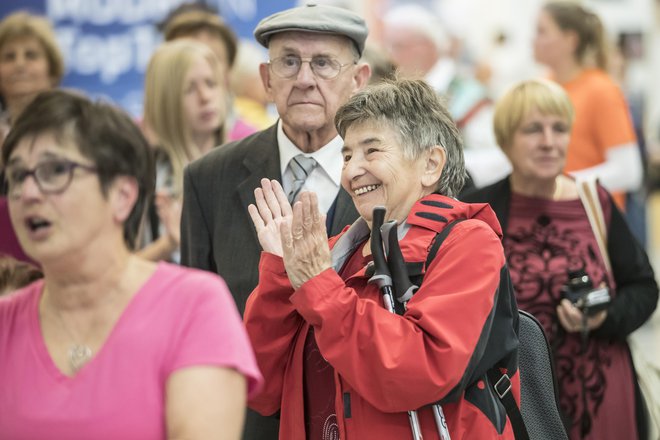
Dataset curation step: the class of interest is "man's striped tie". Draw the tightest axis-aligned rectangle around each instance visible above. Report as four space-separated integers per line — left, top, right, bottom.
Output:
287 154 318 203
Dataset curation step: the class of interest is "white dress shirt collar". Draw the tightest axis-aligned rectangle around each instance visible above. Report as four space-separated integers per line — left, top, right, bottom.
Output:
277 120 343 186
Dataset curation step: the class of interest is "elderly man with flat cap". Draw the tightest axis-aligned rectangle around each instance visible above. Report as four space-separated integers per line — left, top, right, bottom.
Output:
180 3 370 439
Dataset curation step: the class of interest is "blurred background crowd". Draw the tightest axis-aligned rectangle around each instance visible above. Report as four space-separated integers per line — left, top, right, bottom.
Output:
0 0 659 438
1 0 658 254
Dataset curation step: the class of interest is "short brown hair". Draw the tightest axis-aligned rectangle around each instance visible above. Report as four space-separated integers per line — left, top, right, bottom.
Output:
163 10 237 68
0 11 65 85
543 1 608 70
2 90 155 250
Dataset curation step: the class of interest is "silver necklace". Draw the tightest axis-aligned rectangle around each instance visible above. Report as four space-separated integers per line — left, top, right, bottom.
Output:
68 344 93 371
50 307 94 372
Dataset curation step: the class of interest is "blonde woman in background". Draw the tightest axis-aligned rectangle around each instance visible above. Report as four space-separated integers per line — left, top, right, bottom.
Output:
0 11 65 264
229 40 275 131
140 39 228 262
161 6 258 142
0 11 64 143
463 79 658 440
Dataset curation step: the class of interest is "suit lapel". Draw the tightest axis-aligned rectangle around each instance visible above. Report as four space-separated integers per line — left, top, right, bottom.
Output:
235 124 358 237
237 125 281 212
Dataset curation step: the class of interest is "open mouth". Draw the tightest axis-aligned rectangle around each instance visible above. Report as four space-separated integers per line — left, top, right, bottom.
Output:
25 216 51 232
353 184 381 196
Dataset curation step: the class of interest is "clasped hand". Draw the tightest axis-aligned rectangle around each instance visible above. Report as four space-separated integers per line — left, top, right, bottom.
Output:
248 178 332 289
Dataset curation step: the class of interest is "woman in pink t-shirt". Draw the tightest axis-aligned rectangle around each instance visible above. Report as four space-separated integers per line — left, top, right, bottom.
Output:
0 90 262 439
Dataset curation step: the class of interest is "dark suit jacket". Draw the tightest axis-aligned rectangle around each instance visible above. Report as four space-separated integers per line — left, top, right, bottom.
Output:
180 124 359 440
181 124 358 315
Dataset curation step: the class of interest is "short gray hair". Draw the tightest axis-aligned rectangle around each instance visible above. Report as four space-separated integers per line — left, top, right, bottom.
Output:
335 78 466 197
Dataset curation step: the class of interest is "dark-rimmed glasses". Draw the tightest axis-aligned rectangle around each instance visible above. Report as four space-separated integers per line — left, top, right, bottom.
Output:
4 159 98 198
268 55 356 80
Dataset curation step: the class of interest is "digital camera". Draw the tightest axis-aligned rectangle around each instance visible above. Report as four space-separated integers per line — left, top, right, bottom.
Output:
560 270 611 316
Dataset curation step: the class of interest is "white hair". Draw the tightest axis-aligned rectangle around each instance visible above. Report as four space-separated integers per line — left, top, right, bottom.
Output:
382 4 448 52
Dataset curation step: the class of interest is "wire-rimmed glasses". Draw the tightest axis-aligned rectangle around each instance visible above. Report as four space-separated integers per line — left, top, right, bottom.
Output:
268 55 356 80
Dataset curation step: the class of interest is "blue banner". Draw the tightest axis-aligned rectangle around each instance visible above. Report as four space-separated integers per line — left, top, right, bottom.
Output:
0 0 295 116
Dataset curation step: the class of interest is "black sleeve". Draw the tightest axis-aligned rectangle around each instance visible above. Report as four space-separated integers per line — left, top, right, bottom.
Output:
591 193 659 340
180 162 216 272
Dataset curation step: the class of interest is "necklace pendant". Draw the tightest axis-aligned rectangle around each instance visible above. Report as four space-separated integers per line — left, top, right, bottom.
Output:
68 344 92 371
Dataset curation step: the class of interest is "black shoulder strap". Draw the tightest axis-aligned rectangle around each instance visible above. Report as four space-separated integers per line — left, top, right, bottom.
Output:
487 368 529 440
424 219 466 270
422 218 529 440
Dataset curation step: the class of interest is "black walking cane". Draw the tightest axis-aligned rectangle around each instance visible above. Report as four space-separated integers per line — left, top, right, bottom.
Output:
381 220 452 440
368 206 424 440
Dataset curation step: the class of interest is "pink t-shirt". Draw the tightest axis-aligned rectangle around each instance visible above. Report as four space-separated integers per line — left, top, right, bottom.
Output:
227 118 258 142
0 262 262 439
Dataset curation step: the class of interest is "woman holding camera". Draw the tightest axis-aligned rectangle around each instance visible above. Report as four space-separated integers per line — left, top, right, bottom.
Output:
462 79 658 439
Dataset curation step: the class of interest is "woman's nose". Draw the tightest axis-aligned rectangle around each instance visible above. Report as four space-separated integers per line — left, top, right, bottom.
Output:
541 127 556 145
342 156 365 180
198 86 211 102
11 53 26 68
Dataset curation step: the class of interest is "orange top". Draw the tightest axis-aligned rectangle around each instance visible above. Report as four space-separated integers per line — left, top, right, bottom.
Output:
560 69 636 209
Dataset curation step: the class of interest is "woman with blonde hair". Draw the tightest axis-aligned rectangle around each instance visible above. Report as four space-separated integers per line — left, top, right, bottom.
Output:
0 11 65 263
140 39 228 261
0 11 64 140
463 78 657 439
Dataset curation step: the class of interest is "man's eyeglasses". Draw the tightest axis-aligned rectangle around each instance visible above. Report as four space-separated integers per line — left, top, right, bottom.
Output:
268 55 356 80
4 159 97 198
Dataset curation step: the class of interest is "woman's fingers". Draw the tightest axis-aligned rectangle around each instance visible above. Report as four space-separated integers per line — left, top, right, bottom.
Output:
271 180 293 217
310 192 321 226
254 185 271 213
300 193 313 231
290 200 304 240
309 193 327 238
248 204 265 231
557 299 585 332
279 215 294 252
261 179 283 219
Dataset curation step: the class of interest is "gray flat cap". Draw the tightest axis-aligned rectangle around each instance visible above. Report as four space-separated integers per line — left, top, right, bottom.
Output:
254 3 368 56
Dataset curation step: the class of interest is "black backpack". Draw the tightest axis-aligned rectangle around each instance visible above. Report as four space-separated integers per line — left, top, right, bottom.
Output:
413 219 567 440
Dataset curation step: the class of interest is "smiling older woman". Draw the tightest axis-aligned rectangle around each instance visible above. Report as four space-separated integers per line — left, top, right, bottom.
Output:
462 78 658 439
0 90 262 439
244 78 520 439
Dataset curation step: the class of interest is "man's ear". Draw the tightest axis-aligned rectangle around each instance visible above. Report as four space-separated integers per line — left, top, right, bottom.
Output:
259 62 275 102
352 62 372 93
421 145 447 189
110 176 139 224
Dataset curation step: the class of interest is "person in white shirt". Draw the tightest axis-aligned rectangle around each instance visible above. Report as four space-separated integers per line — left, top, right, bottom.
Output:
381 3 511 188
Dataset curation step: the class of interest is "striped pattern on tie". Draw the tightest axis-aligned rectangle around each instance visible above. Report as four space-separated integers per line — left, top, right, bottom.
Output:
287 154 318 203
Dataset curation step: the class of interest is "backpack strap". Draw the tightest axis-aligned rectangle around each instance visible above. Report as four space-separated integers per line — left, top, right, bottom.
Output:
424 219 466 270
423 218 529 440
487 368 529 440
